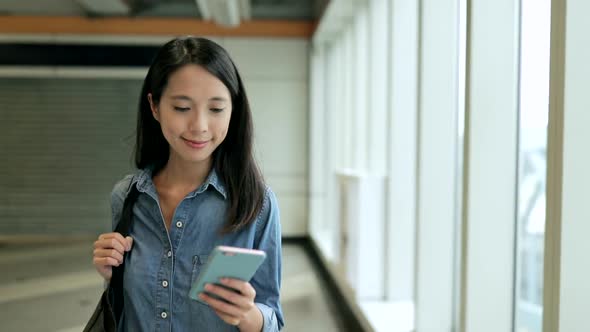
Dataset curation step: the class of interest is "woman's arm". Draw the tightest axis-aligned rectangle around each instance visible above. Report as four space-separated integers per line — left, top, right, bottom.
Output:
200 187 284 331
250 188 284 331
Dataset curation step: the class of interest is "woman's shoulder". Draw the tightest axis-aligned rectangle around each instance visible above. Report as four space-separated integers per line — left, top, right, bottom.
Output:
108 172 140 224
113 173 135 191
251 185 281 245
262 185 278 209
110 169 144 202
256 185 280 227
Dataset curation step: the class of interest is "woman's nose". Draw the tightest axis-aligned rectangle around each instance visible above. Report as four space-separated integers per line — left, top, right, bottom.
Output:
188 110 208 133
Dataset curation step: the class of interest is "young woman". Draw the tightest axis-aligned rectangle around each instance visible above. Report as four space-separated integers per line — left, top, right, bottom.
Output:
92 36 284 332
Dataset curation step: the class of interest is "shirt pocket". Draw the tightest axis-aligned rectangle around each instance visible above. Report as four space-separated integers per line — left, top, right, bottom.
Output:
191 254 209 285
189 254 209 305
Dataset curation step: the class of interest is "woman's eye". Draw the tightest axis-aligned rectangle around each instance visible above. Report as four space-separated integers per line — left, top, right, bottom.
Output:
210 108 225 113
174 107 190 112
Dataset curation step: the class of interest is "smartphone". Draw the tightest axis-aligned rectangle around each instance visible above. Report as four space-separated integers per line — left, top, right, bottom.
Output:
189 246 267 305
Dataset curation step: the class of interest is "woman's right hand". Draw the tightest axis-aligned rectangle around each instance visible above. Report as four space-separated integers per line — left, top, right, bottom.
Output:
93 232 133 281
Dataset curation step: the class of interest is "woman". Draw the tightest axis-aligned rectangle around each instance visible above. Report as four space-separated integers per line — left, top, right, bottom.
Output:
92 36 284 332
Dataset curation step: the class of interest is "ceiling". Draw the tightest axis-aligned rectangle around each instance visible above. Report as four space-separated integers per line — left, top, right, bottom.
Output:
0 0 326 21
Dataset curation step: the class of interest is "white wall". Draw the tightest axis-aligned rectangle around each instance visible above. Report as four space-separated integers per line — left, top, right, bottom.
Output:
222 37 310 237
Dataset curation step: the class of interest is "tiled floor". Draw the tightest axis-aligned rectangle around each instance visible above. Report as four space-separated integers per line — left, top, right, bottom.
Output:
0 241 347 332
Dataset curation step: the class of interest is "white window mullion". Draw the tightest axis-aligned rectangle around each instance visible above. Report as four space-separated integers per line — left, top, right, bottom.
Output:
388 0 419 304
309 44 326 242
368 0 388 176
353 5 369 171
415 0 459 330
544 0 590 331
342 26 354 170
459 0 520 331
328 39 344 260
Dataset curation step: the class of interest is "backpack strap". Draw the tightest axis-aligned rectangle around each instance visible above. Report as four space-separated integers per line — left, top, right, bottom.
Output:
110 185 140 325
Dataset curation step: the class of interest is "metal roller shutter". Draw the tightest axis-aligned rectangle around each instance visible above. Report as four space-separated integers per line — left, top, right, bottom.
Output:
0 78 141 235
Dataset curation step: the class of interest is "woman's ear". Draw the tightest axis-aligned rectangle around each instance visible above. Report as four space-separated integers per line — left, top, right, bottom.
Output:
147 93 159 122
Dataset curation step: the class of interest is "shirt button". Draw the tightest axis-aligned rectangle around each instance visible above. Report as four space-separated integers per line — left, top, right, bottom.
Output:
161 311 168 319
167 250 172 258
176 221 183 228
162 280 168 288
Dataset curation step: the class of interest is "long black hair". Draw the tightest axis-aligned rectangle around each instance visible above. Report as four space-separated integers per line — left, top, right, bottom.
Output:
135 36 265 233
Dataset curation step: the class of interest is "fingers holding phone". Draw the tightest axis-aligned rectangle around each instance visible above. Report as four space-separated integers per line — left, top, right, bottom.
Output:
199 278 259 326
92 232 133 281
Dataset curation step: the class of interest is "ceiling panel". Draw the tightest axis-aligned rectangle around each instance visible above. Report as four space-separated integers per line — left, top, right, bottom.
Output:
0 0 319 20
0 0 85 16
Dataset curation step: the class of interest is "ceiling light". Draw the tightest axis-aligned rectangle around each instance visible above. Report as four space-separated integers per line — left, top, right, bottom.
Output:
195 0 251 27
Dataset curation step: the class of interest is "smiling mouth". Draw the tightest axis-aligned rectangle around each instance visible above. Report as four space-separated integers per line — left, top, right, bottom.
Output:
183 138 208 144
182 137 209 148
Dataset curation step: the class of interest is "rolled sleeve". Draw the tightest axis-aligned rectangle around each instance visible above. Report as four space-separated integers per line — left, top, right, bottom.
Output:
256 302 279 332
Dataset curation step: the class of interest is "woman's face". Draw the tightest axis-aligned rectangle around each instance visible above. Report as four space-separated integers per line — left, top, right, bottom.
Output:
149 64 232 167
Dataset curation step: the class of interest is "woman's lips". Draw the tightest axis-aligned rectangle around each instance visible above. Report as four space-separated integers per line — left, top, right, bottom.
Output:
182 138 209 149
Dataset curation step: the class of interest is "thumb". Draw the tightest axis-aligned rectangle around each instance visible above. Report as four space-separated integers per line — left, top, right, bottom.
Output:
125 236 133 251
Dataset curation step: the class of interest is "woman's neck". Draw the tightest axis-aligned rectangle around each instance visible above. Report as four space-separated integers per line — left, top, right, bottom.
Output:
155 155 212 193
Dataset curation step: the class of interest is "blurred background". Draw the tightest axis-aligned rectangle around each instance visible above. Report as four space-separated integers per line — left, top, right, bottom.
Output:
1 0 589 332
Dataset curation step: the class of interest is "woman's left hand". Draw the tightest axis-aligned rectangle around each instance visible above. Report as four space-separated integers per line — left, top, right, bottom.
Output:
199 278 262 329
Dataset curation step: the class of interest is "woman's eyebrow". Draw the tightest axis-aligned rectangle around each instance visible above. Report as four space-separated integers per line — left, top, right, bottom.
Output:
209 97 228 102
170 95 194 102
170 95 227 102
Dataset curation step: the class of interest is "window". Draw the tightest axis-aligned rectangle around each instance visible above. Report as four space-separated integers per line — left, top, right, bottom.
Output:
514 0 551 330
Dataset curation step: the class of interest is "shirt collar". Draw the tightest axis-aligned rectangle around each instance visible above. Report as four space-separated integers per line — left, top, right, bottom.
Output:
133 166 227 200
198 168 227 199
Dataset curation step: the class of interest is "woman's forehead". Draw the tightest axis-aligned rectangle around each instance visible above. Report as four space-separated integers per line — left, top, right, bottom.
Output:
164 64 230 98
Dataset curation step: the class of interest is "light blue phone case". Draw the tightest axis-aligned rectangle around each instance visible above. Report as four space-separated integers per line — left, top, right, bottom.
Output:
189 246 266 305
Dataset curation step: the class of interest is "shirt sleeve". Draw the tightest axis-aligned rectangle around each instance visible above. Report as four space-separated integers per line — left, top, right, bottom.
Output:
251 187 285 331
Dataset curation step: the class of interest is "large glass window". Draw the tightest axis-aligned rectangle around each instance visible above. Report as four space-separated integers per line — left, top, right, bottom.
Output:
515 0 551 330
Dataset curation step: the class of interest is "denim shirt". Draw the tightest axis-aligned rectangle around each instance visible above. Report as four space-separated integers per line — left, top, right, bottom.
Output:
110 167 284 332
